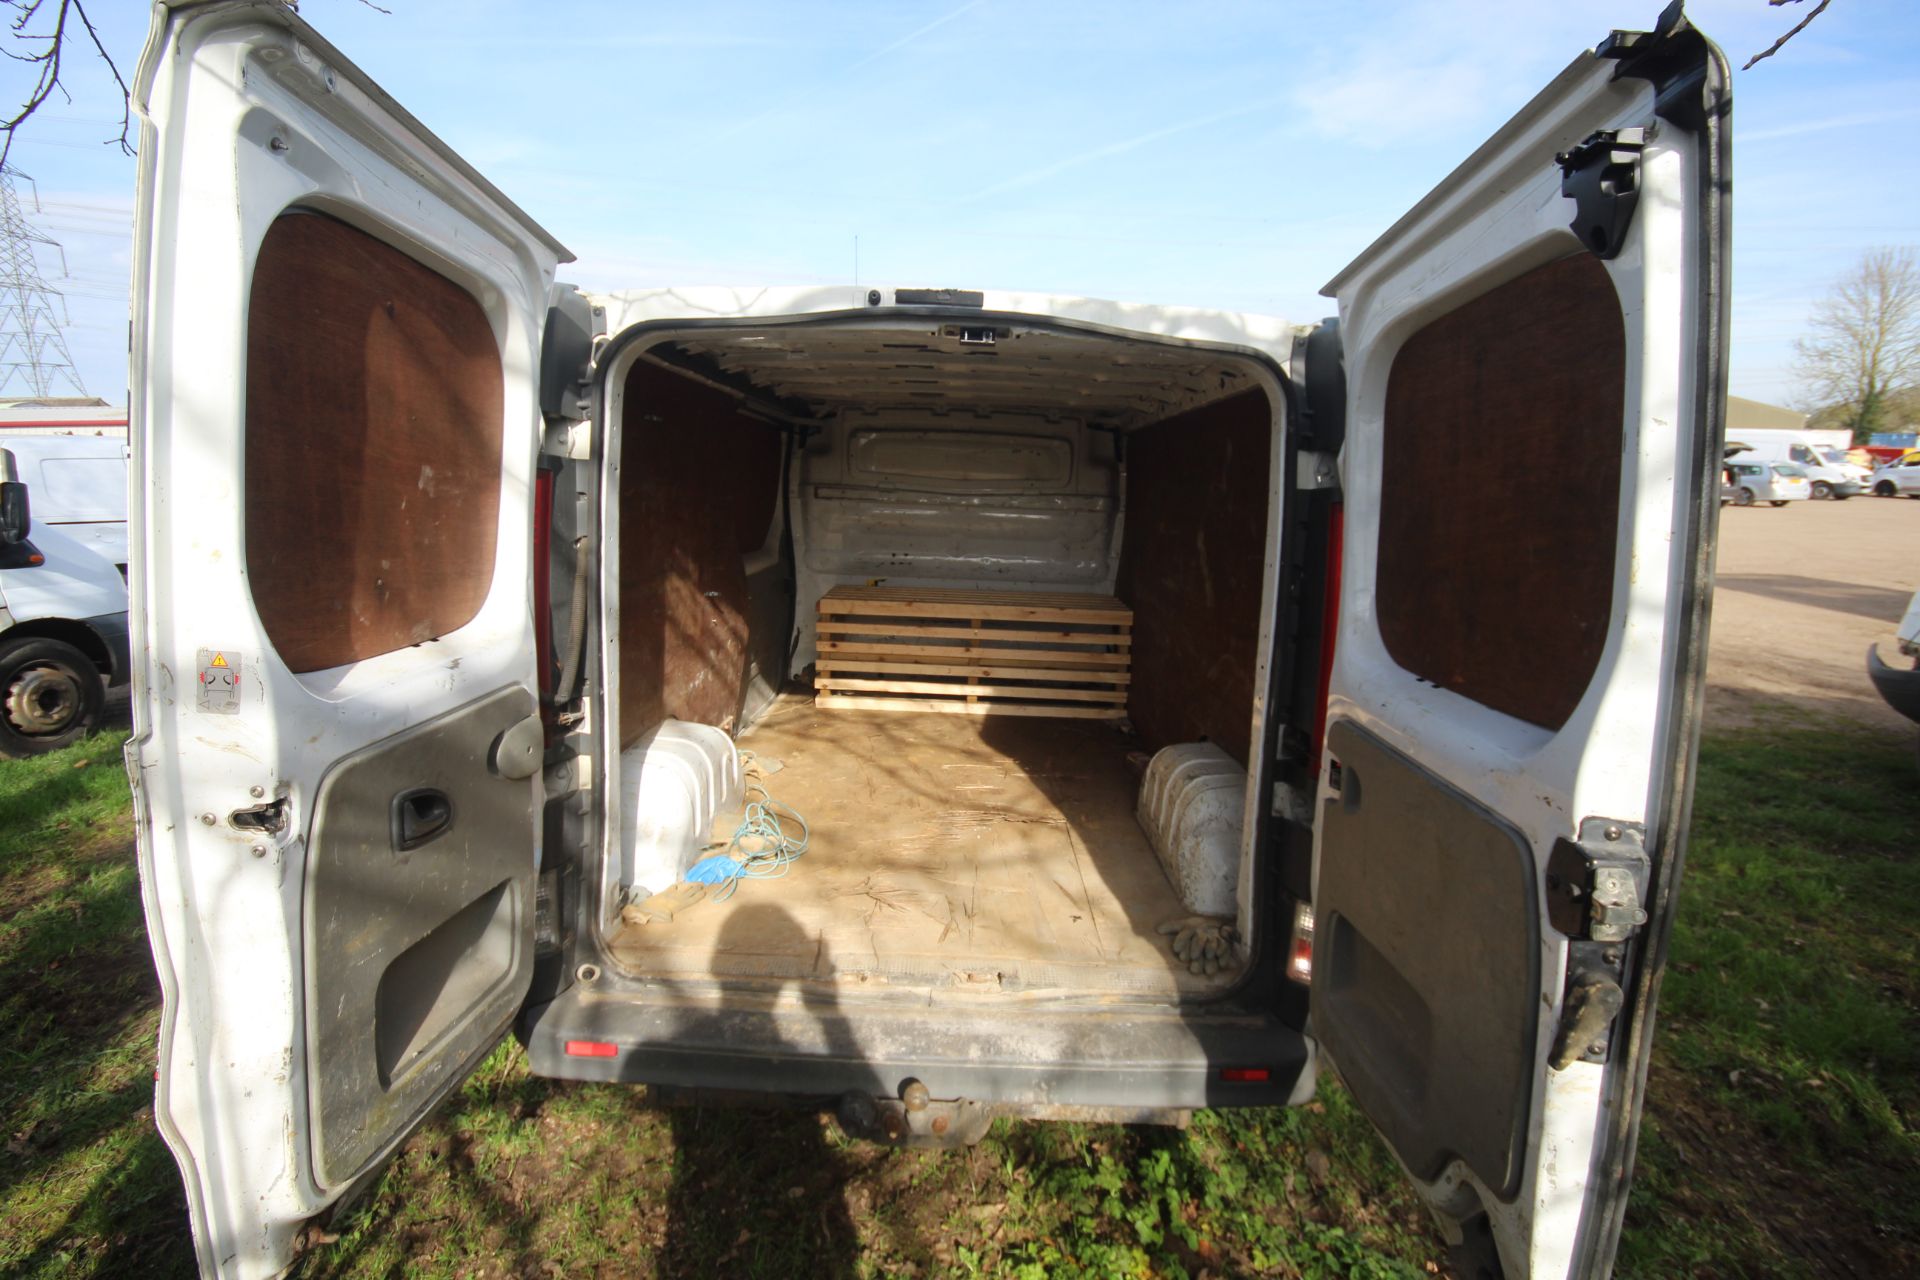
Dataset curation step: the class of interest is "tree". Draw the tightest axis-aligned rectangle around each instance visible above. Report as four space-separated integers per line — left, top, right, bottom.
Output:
1794 248 1920 444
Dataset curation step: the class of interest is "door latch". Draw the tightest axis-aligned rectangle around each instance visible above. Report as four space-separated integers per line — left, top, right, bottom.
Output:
1555 126 1648 260
1546 818 1649 1069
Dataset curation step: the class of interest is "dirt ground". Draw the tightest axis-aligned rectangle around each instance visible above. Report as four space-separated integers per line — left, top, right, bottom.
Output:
1705 494 1918 735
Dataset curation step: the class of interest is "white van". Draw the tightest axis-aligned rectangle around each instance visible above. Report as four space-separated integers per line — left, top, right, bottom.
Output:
124 5 1731 1279
0 446 129 755
1725 428 1871 499
0 433 130 571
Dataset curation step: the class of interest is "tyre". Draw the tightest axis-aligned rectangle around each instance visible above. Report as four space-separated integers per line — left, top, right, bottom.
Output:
1770 500 1789 507
1735 487 1755 507
0 636 105 757
1811 481 1832 499
1875 481 1897 497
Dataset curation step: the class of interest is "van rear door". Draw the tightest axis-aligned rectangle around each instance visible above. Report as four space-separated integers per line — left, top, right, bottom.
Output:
128 3 570 1275
1311 11 1726 1278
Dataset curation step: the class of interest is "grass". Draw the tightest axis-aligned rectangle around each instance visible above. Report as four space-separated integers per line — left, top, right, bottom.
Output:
0 715 1914 1277
1616 723 1920 1278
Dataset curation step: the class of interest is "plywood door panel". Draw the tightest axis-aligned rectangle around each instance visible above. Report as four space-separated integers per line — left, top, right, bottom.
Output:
245 211 505 674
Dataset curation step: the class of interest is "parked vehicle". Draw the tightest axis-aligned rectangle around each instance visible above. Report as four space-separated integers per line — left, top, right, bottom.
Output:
1724 431 1870 498
125 5 1731 1279
1867 588 1920 757
0 434 130 571
1870 452 1920 498
1725 459 1805 506
0 447 129 755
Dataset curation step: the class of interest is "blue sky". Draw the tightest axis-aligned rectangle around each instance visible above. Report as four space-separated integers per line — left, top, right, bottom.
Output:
7 0 1919 408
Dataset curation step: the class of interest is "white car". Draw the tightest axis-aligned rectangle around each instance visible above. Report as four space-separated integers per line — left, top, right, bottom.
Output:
1870 453 1920 498
1724 459 1807 506
125 5 1732 1279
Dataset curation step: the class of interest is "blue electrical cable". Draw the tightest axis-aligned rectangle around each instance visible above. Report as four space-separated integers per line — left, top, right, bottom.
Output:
684 771 810 902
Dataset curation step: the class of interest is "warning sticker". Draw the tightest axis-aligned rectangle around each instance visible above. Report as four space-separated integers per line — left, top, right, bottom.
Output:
197 649 241 714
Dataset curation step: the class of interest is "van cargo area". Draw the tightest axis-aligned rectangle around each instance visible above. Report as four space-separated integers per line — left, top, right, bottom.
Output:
589 315 1291 1013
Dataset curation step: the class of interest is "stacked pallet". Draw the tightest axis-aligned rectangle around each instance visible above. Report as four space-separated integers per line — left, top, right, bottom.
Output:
814 585 1131 720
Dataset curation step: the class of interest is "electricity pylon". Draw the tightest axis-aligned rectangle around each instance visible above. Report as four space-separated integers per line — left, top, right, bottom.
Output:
0 165 87 399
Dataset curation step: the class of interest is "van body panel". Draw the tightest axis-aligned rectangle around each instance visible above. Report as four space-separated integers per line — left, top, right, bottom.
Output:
0 434 129 567
0 520 127 632
127 2 563 1274
1316 11 1727 1279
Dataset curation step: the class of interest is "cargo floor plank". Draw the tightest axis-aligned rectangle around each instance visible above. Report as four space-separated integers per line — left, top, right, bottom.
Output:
607 694 1235 1000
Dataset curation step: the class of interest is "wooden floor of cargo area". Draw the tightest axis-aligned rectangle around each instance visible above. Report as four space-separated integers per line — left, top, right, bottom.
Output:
607 695 1238 999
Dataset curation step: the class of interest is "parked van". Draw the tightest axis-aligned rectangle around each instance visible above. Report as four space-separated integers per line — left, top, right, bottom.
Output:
1726 429 1871 498
0 434 130 572
124 5 1731 1279
0 447 129 755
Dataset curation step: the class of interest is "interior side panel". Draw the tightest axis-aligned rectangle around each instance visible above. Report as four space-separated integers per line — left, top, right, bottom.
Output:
245 211 504 674
304 685 537 1186
1313 718 1541 1202
1376 253 1625 729
1117 389 1272 768
618 361 785 745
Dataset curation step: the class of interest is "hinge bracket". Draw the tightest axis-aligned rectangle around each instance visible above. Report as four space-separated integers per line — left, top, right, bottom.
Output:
1555 126 1648 260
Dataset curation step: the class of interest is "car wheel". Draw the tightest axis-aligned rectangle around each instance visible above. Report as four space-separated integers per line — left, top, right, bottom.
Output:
1770 500 1789 507
0 636 105 758
1735 487 1755 507
1875 481 1898 497
1811 481 1832 499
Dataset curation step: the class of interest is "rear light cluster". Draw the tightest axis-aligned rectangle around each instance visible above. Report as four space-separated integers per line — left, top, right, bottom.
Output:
1287 901 1314 985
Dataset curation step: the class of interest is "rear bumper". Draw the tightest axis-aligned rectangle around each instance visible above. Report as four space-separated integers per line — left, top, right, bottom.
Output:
1868 645 1920 724
519 983 1315 1112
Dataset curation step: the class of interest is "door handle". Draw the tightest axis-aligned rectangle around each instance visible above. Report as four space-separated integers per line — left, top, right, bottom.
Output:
392 787 453 852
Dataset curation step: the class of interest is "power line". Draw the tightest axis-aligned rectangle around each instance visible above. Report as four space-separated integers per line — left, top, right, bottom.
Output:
0 166 87 398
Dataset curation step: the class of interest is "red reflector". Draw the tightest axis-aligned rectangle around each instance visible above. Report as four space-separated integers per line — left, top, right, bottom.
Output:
1220 1067 1271 1083
563 1039 618 1058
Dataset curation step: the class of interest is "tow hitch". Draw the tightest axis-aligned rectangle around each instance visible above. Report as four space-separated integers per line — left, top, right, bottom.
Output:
836 1080 993 1149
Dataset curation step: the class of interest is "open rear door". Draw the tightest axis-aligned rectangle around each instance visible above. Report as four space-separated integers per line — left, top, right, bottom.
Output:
127 3 572 1274
1311 10 1727 1279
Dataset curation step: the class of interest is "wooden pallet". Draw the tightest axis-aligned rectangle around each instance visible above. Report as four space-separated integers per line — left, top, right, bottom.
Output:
814 586 1132 720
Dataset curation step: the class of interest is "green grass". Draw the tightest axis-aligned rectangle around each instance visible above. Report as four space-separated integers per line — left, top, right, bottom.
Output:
0 728 192 1280
1 718 1915 1277
1617 724 1920 1278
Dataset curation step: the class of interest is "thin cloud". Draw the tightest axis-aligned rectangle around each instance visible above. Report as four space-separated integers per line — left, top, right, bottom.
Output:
1742 108 1920 144
849 0 988 72
715 1 989 140
965 95 1290 202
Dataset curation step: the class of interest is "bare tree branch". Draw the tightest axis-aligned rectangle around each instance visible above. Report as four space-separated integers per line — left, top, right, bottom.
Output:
68 0 131 158
1743 0 1833 71
1 0 131 171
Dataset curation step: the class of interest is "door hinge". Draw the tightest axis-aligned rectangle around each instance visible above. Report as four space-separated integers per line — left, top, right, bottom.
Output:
1555 126 1648 260
1546 818 1649 1069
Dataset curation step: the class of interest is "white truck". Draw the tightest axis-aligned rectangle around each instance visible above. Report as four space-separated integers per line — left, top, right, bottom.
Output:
124 4 1733 1279
0 445 129 755
1724 427 1872 499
